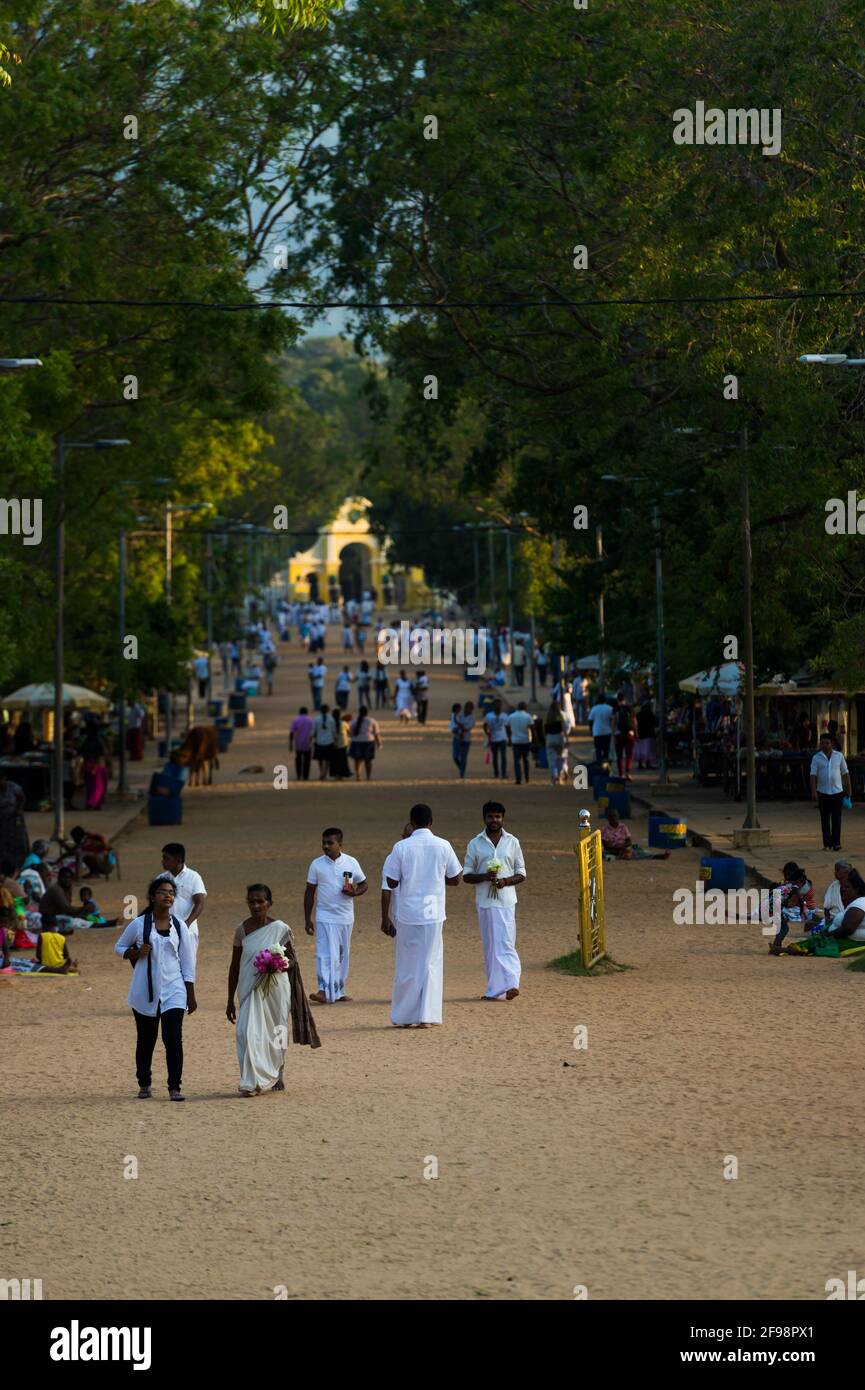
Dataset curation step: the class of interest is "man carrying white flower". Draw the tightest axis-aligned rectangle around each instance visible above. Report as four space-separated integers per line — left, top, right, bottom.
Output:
463 800 526 1001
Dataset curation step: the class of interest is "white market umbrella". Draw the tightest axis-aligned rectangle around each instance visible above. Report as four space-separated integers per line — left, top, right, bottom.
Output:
678 662 744 698
2 682 111 712
575 654 601 670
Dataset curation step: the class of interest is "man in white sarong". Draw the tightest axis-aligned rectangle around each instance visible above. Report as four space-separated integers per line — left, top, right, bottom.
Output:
383 804 462 1027
304 828 367 1003
463 800 525 1001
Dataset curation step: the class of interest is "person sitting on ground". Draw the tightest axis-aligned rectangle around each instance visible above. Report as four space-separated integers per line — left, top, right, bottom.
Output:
35 870 91 932
822 859 854 922
58 825 116 879
20 839 53 894
783 870 865 955
0 857 25 900
78 884 119 927
600 808 670 861
35 914 78 974
767 861 821 955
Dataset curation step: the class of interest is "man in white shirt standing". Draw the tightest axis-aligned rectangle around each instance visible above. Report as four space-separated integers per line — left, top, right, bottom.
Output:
310 658 327 710
463 801 526 1001
304 827 367 1004
587 694 614 765
383 803 462 1027
810 733 852 851
159 843 207 966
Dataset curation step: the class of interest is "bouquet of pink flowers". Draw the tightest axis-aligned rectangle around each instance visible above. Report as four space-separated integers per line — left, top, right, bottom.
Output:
253 945 290 998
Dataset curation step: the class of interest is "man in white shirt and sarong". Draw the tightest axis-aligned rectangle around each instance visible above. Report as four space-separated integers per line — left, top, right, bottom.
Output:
304 828 367 1003
383 804 462 1027
463 801 526 1001
380 821 414 937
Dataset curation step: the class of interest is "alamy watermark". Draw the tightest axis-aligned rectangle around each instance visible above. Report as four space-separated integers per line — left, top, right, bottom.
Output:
378 620 487 673
0 497 42 545
672 102 782 157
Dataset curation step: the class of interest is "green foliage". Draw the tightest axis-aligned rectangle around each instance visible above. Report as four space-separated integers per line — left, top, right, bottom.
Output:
289 0 865 681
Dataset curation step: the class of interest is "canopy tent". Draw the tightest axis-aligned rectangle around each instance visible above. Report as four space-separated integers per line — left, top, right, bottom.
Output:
678 662 744 697
2 682 111 712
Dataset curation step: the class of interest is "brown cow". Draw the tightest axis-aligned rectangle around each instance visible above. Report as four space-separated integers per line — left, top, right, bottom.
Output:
177 725 220 786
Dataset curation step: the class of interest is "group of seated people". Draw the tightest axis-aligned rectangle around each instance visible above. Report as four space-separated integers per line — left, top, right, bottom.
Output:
0 828 119 974
769 858 865 956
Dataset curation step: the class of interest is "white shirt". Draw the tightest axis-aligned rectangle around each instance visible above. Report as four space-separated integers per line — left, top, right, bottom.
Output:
824 878 845 915
336 671 354 692
168 865 207 927
115 913 195 1015
385 828 461 925
194 656 209 679
310 663 327 686
463 829 526 908
307 852 365 923
588 702 614 736
810 749 848 795
484 711 509 743
507 710 533 744
835 894 865 942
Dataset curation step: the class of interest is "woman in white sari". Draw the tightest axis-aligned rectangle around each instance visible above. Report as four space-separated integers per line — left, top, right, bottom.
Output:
226 884 320 1096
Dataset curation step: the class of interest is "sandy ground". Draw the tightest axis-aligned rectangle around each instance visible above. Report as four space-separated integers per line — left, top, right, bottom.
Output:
3 631 864 1301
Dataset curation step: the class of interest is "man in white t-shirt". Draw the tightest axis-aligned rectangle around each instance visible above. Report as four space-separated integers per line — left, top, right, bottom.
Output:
304 828 367 1004
507 701 534 785
384 804 462 1026
484 699 510 780
309 659 327 710
587 696 614 764
810 733 852 851
159 843 207 966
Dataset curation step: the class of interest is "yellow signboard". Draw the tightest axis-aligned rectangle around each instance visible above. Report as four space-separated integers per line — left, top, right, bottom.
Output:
575 828 606 970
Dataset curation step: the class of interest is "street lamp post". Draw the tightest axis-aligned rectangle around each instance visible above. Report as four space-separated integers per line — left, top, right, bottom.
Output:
652 503 671 789
117 527 130 795
505 527 515 685
740 444 760 830
596 524 606 694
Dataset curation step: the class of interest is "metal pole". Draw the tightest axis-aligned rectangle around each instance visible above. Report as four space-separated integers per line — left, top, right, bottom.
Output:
164 501 172 758
472 528 480 609
52 436 65 843
487 523 495 614
529 607 537 703
206 531 213 704
117 528 129 793
741 445 760 828
596 524 606 694
505 527 515 685
654 503 669 786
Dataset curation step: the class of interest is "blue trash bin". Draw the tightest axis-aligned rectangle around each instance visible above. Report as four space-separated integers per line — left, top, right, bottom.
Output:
648 814 688 848
699 855 745 889
598 789 631 817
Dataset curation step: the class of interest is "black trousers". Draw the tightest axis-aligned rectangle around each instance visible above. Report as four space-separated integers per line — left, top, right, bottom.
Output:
818 792 844 848
417 699 428 725
513 744 531 783
594 734 612 763
295 749 311 780
491 742 508 777
133 1006 184 1091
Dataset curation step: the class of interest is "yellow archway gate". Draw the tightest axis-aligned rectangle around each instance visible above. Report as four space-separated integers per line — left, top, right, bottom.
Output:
287 497 431 608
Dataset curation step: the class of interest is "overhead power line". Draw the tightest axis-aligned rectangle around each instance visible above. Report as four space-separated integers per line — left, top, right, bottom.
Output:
2 288 865 312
